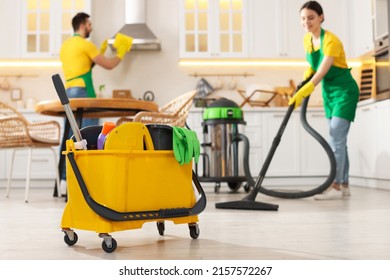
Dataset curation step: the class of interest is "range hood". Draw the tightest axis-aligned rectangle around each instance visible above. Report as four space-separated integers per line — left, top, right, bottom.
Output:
108 0 161 51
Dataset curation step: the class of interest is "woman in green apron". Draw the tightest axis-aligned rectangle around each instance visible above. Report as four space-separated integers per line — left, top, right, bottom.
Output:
289 1 359 200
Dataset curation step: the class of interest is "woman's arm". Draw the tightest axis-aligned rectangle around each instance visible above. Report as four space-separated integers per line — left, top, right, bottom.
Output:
310 55 334 86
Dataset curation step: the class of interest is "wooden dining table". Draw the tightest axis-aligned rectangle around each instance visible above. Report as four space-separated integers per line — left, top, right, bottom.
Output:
35 98 159 198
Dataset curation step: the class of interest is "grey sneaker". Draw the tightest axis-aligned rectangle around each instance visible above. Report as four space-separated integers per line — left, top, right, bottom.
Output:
314 187 343 200
341 184 351 197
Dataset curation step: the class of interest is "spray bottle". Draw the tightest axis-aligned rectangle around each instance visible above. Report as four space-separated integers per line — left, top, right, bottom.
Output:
97 122 116 150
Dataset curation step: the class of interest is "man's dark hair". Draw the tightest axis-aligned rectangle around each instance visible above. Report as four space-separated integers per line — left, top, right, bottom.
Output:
72 12 90 32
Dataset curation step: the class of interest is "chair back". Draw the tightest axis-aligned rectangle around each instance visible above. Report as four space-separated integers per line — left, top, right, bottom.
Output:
0 102 32 148
0 102 60 148
0 102 25 118
133 90 196 127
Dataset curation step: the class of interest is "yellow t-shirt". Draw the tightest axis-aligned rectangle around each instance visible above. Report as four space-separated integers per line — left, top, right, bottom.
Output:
60 36 100 88
303 29 348 69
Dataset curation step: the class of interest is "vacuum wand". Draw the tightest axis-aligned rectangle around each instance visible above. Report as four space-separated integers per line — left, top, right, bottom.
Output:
215 76 314 210
51 74 85 149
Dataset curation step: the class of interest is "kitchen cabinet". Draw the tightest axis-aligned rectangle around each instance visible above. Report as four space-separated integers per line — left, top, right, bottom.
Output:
20 0 91 58
349 102 378 178
376 100 390 180
240 111 262 176
0 1 22 59
347 0 374 57
260 110 301 176
249 0 305 58
249 0 372 59
0 110 64 182
179 0 249 58
373 0 388 40
349 99 390 181
300 111 330 176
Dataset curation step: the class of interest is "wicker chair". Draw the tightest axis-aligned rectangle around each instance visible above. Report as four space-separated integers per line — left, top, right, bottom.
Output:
116 90 197 127
0 102 61 202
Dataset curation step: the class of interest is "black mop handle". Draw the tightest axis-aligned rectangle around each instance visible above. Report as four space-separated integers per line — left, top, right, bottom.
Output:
51 74 83 144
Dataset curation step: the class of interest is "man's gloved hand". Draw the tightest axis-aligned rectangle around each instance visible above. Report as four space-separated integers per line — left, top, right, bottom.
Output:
114 33 133 59
303 67 315 80
99 39 108 54
288 81 315 108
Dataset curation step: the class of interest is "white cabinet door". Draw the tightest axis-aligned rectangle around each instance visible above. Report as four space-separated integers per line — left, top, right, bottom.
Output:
20 0 91 58
261 111 301 176
242 111 263 176
0 0 22 58
349 104 378 178
375 100 390 180
179 0 248 58
347 0 374 58
300 110 331 176
249 0 304 58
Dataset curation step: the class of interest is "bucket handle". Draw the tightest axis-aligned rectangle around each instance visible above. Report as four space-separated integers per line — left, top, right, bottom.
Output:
66 152 207 221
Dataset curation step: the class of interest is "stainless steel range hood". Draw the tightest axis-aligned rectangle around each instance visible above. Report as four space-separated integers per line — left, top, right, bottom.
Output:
108 0 161 51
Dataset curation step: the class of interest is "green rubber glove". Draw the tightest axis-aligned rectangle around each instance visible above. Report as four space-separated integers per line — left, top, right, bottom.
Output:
288 81 315 108
191 131 200 164
181 129 193 164
182 128 201 164
303 67 315 80
173 127 185 165
99 39 108 54
114 33 133 59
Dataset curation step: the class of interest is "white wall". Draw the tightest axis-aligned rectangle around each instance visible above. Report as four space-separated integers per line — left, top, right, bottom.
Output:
0 0 361 110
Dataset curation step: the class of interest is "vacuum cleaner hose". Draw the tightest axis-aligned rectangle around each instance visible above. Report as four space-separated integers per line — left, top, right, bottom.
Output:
239 92 336 199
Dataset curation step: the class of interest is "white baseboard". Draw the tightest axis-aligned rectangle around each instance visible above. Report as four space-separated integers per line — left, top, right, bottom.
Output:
350 177 390 191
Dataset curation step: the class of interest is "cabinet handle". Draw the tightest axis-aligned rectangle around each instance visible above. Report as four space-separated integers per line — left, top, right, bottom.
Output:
361 108 371 112
32 159 49 163
273 114 286 118
309 114 325 118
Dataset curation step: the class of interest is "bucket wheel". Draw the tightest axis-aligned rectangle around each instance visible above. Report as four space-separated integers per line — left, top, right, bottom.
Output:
63 229 78 246
157 221 165 236
189 223 200 239
99 233 117 253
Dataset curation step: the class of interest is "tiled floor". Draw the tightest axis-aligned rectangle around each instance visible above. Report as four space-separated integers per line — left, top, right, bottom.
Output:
1 184 390 260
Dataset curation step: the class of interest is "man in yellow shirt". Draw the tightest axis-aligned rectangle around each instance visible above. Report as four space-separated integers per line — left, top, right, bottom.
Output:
60 12 132 125
59 12 132 183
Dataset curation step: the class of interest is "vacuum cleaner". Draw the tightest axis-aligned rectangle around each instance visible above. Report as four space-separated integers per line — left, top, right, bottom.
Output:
195 98 250 193
215 77 336 210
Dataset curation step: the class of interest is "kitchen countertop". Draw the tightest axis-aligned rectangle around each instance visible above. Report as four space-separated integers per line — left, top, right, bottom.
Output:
190 105 325 113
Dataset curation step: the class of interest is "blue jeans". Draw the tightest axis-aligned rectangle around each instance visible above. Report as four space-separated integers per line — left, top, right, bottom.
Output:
327 117 351 185
61 87 99 180
66 87 99 128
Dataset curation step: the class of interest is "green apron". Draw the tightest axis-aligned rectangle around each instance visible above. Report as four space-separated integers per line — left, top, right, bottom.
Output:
66 34 96 98
307 29 359 121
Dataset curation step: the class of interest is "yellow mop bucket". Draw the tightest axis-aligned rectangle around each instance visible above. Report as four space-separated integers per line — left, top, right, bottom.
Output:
60 123 206 253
